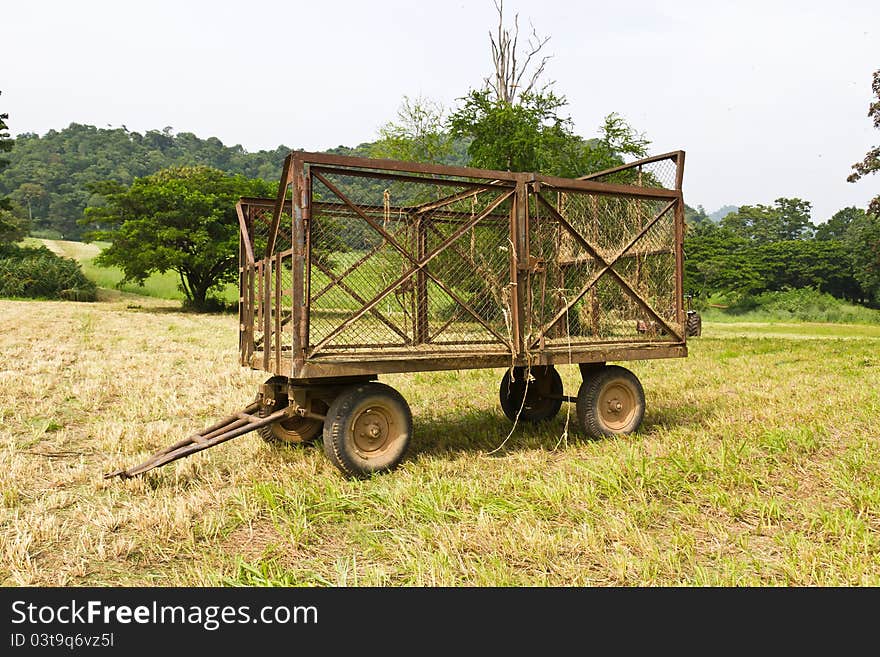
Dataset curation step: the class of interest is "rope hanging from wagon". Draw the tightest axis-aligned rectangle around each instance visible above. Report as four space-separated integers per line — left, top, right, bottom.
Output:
383 188 391 230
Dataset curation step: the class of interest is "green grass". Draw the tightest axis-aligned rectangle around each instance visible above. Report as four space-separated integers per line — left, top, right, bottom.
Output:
29 238 237 303
698 289 880 325
1 298 879 586
708 321 880 339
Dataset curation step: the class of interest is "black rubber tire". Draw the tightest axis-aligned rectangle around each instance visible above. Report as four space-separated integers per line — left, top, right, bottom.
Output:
322 382 412 478
686 311 702 338
576 365 645 438
257 396 327 445
499 365 563 423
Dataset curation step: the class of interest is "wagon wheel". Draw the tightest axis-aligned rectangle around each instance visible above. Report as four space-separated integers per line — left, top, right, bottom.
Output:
686 311 702 337
322 382 412 478
498 365 563 423
257 396 327 445
576 365 645 438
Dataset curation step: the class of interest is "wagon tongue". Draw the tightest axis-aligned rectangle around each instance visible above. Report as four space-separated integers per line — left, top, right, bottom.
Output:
104 401 290 479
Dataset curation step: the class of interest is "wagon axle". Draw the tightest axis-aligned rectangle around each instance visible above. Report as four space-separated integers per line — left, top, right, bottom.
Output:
105 363 646 480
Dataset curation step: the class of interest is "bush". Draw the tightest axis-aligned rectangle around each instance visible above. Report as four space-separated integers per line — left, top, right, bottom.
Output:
0 243 97 301
702 287 880 324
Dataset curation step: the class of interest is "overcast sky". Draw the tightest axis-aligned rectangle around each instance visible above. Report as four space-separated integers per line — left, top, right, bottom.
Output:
2 0 877 221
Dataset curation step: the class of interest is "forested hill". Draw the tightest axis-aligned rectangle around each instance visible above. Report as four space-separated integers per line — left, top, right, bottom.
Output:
1 121 703 240
0 123 406 239
0 122 688 241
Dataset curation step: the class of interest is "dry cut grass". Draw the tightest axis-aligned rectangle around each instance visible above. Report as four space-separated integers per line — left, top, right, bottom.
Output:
1 297 879 586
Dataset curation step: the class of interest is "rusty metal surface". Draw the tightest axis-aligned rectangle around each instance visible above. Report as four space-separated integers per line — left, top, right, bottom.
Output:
237 151 688 380
104 401 296 478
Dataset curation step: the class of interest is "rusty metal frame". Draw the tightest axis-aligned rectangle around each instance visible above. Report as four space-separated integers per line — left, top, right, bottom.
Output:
237 150 688 381
578 150 684 184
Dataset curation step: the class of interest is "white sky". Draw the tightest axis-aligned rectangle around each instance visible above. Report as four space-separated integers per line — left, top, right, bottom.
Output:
1 0 877 221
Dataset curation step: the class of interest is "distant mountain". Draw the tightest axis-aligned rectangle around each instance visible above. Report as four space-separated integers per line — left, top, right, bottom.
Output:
709 205 739 222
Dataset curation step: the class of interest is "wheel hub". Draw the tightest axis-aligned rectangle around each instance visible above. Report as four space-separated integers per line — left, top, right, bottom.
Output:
607 398 623 413
353 408 392 453
598 383 636 430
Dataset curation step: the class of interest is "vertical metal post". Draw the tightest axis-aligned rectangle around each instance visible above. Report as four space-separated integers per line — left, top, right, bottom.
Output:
238 213 245 366
511 174 531 357
256 258 264 364
291 155 306 376
246 263 254 365
674 151 686 329
262 256 272 372
274 251 282 375
674 194 685 329
303 169 312 362
675 151 686 192
415 215 429 344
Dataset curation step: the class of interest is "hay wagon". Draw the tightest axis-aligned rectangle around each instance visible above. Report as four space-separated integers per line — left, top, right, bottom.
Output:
108 149 690 479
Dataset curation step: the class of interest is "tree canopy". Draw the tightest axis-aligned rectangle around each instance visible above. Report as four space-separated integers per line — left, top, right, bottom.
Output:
0 123 292 240
719 198 814 242
0 91 29 243
848 69 880 216
83 166 276 310
445 2 647 177
685 201 876 305
448 88 574 173
369 96 460 165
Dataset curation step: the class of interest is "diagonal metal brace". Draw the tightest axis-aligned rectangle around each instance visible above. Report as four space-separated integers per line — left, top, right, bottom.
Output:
104 402 296 479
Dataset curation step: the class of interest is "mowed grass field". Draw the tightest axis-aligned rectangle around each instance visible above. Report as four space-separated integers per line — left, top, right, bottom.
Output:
1 295 879 586
26 238 238 304
0 298 880 586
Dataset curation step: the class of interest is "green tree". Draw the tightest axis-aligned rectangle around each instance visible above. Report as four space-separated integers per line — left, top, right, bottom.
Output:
0 201 29 243
11 182 45 224
847 69 880 216
447 0 569 173
815 206 865 241
0 123 293 240
845 210 880 305
370 96 456 164
447 3 648 177
684 203 711 228
0 92 29 242
83 166 276 310
683 221 759 297
448 87 576 173
750 240 863 301
720 198 814 243
555 112 650 178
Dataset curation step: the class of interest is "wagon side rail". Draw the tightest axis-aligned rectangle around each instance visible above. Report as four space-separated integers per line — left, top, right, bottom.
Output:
236 195 296 374
577 150 685 192
580 150 686 332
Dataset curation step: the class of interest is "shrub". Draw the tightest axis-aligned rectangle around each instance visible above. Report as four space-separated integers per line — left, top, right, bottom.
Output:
0 243 97 301
702 287 880 324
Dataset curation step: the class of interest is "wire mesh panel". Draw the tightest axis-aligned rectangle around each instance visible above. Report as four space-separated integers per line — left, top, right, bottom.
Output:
525 185 682 349
307 166 516 356
580 151 682 191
